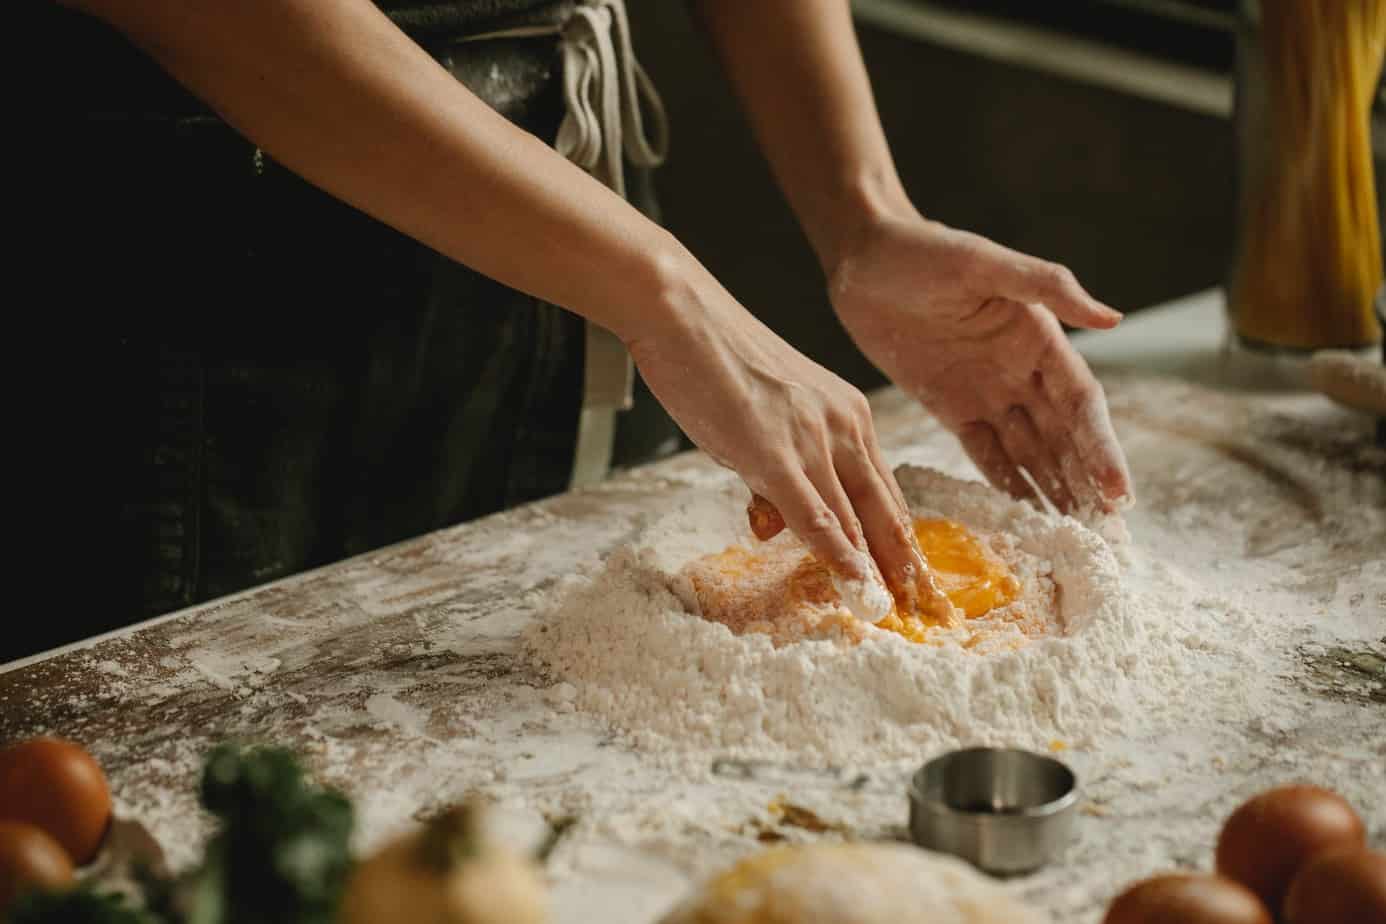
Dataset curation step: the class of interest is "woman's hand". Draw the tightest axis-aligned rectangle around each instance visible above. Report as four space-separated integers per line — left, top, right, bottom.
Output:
828 213 1133 515
624 264 931 604
689 0 1130 518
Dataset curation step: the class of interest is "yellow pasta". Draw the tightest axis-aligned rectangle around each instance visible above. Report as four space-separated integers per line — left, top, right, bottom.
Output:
1231 0 1386 351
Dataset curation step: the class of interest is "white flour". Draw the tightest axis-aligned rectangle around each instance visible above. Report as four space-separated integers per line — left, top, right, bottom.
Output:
12 381 1383 924
525 466 1230 770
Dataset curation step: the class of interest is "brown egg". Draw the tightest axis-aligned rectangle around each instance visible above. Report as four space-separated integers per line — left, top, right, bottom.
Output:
1104 874 1272 924
1216 785 1366 915
1284 847 1386 924
0 737 112 864
0 820 75 911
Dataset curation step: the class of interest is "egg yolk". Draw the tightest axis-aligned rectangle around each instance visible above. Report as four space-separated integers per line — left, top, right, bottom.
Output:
910 518 1020 618
881 520 1025 642
874 518 1020 643
685 517 1020 645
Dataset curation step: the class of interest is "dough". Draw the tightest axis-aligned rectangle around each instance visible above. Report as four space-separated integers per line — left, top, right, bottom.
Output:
657 842 1049 924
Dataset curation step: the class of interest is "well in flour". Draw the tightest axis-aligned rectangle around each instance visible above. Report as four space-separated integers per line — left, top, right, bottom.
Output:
524 467 1150 766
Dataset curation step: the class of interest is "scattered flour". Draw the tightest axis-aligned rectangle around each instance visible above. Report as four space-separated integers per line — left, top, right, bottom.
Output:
524 467 1197 769
11 381 1380 924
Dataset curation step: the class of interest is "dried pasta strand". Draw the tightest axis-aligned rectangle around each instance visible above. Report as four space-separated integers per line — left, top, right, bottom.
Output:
1232 0 1386 350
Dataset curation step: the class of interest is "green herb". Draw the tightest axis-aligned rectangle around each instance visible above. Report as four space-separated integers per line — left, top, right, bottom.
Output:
184 744 354 924
8 888 164 924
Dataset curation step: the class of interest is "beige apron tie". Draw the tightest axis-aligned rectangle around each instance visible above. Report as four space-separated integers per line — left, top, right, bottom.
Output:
459 0 670 488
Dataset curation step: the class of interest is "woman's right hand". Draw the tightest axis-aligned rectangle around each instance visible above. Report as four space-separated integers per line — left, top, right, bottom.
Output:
622 262 928 605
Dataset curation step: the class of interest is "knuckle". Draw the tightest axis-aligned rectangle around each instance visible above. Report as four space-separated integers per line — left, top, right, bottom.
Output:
845 388 872 420
826 390 871 434
1045 263 1077 291
823 407 854 439
798 505 841 539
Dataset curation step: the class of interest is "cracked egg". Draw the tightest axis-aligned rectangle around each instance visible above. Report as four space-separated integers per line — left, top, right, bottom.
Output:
683 515 1054 650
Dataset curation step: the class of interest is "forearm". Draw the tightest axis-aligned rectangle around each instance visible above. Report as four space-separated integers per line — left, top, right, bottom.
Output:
690 0 914 272
66 0 701 343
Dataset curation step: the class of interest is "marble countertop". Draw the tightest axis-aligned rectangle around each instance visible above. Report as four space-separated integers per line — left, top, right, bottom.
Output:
3 289 1383 922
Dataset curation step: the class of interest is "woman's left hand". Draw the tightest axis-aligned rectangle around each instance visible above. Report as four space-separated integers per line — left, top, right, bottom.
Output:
828 212 1134 515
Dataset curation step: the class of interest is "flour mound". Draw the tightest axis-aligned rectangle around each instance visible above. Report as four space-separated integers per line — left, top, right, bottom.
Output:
524 467 1145 766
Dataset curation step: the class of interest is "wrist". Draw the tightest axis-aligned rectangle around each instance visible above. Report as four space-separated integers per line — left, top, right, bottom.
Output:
807 165 918 279
604 229 725 350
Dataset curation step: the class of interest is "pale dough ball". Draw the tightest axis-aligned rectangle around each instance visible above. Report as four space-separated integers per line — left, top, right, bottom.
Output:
658 842 1049 924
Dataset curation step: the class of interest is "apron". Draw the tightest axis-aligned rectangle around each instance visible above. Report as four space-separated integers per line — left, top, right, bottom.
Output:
22 0 681 658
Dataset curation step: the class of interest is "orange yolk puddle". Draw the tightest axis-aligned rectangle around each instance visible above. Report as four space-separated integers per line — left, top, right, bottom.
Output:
875 518 1021 643
910 518 1020 618
686 518 1021 645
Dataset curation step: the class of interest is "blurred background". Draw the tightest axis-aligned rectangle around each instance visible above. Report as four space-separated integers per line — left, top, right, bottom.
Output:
633 0 1244 392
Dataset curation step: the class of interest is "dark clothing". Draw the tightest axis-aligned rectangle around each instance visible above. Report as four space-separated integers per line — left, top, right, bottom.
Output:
380 0 570 37
20 1 682 661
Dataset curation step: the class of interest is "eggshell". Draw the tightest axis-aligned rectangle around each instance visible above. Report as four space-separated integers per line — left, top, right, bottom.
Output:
0 738 112 865
1103 873 1272 924
1284 847 1386 924
0 820 75 910
1216 785 1365 915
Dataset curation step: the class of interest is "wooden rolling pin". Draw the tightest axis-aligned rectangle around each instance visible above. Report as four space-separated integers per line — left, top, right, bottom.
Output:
1307 350 1386 416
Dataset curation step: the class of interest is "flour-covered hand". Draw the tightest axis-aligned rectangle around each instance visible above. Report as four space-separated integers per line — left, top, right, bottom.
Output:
622 263 928 608
828 214 1133 515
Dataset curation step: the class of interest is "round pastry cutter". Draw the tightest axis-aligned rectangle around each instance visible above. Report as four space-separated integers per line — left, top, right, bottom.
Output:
908 746 1078 875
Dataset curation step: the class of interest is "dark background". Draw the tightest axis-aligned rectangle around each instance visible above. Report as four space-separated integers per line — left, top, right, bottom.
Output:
631 1 1239 392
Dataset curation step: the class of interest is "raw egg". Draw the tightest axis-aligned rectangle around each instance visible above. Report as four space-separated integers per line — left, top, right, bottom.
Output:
1284 846 1386 924
1103 874 1272 924
0 737 112 865
0 820 74 911
909 518 1020 618
1216 785 1366 915
689 516 1020 645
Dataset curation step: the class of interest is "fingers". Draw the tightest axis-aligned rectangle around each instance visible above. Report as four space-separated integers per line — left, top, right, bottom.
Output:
854 428 966 625
749 442 866 561
758 469 869 581
1079 393 1134 507
806 456 867 555
746 492 785 541
960 393 1131 517
1006 255 1123 331
745 401 921 608
996 406 1077 513
863 429 912 524
1026 389 1104 514
836 440 923 595
1036 343 1135 509
956 420 1036 503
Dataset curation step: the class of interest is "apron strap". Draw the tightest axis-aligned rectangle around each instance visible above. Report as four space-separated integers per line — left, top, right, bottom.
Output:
460 0 669 488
